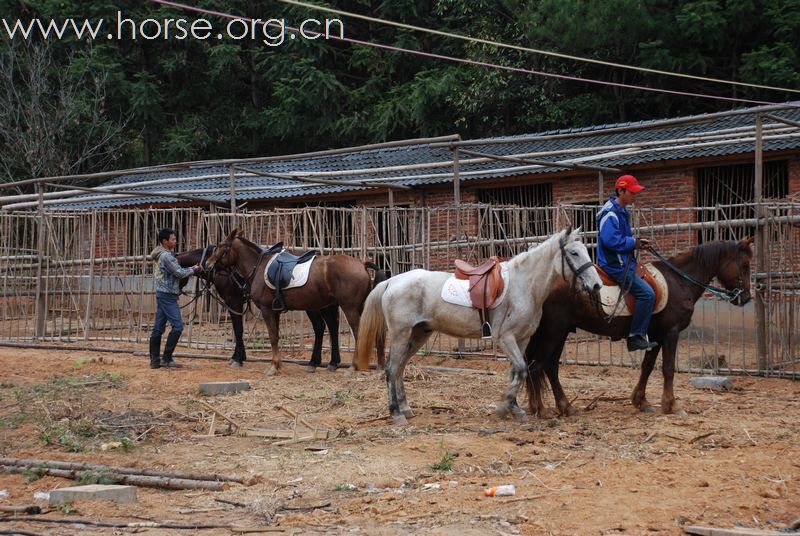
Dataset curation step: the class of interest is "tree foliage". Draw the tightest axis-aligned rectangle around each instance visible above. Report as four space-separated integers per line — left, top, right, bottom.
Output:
0 0 797 186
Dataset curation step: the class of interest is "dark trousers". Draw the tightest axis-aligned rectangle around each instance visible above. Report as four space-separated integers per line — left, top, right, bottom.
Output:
150 292 183 363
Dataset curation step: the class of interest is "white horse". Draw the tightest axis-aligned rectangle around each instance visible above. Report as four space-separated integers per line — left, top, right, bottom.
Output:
355 227 603 425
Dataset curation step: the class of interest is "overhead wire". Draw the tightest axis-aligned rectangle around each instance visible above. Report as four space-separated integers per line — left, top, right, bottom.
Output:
149 0 779 105
276 0 800 96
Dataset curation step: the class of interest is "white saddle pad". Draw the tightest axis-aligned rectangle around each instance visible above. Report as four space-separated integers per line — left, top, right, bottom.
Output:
599 263 669 317
264 254 315 290
441 262 510 308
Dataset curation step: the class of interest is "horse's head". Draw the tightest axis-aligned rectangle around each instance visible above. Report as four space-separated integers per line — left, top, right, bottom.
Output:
205 228 244 272
717 236 754 306
558 226 602 296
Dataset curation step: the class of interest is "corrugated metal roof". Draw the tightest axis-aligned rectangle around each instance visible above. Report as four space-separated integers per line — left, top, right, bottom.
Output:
56 103 800 209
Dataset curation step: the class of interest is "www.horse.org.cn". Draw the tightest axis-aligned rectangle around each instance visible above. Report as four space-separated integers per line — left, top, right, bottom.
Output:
1 10 345 47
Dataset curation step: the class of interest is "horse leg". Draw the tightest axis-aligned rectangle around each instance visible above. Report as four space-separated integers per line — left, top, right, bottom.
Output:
320 305 341 372
631 342 662 413
386 323 432 425
260 307 282 376
496 335 531 422
660 329 685 416
305 310 325 372
230 313 246 367
543 335 573 417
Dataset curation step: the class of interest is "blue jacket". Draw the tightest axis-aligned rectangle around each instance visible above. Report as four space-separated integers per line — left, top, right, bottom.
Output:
596 197 637 277
154 249 196 295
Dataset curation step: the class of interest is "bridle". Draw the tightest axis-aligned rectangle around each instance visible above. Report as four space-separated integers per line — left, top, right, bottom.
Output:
646 245 747 303
559 235 594 291
205 237 268 316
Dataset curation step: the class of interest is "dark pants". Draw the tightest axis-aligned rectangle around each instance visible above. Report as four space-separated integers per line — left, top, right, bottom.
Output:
612 271 655 338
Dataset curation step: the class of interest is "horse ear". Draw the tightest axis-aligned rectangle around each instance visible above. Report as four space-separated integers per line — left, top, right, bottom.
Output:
573 226 583 237
564 224 573 237
740 236 754 248
225 229 238 241
236 228 244 237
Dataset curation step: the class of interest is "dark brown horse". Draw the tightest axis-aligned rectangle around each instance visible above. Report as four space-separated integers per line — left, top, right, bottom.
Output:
525 237 753 417
204 229 387 375
176 247 341 369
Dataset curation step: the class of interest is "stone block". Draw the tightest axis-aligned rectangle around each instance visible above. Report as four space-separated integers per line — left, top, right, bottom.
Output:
688 376 734 391
199 381 251 395
49 484 137 505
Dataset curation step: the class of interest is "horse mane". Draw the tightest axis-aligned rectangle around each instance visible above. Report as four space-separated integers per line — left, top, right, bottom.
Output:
509 230 563 269
670 240 737 273
236 235 265 252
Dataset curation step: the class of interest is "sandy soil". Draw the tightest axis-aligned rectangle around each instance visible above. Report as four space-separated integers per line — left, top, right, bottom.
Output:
0 345 798 535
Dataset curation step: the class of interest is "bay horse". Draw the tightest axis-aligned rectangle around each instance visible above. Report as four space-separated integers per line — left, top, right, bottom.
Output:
176 247 340 369
204 229 387 375
355 227 603 425
524 237 754 417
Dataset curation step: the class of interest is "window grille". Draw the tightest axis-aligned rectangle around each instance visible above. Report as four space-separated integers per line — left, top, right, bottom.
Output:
696 161 788 242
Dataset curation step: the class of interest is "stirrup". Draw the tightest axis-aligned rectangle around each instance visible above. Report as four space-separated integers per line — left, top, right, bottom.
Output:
481 322 493 339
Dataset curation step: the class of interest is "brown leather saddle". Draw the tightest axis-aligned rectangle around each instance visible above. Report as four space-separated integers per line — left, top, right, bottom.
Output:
454 257 505 338
595 263 663 314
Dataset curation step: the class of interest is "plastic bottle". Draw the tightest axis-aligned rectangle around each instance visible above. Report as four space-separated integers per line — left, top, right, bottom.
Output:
484 484 516 497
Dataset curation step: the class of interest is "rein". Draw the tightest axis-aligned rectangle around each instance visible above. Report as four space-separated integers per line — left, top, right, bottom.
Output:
646 246 743 303
207 238 268 316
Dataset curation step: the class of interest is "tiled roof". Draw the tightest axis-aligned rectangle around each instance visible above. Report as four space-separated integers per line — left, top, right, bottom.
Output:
56 102 800 209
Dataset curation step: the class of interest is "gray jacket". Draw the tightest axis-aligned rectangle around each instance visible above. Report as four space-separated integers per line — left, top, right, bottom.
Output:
151 248 195 295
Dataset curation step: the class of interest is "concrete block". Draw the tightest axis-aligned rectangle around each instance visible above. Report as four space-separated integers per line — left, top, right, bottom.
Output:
688 376 734 391
199 381 251 395
49 484 137 505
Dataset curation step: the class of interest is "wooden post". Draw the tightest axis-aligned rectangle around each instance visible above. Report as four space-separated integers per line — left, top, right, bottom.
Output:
82 210 97 340
598 171 604 204
453 147 461 253
34 184 46 338
754 114 768 371
228 165 237 230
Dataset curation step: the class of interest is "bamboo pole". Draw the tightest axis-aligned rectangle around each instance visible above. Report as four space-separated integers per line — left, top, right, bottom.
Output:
33 185 46 338
0 465 228 491
0 457 253 484
754 115 768 370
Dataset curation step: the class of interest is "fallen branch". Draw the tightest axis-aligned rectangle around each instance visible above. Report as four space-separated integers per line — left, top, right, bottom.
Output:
0 505 41 515
689 432 714 444
0 465 227 491
214 498 248 508
279 502 331 512
0 457 253 485
0 517 229 530
584 392 605 411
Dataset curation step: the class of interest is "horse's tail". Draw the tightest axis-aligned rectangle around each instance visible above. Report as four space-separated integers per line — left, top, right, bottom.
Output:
524 328 550 417
363 261 389 368
355 279 388 371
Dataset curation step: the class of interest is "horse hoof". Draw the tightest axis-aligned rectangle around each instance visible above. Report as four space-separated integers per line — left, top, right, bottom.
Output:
401 408 414 418
305 365 317 373
392 414 408 426
512 407 528 423
327 363 338 372
495 404 510 419
673 408 688 418
228 360 243 368
265 366 279 377
642 405 656 414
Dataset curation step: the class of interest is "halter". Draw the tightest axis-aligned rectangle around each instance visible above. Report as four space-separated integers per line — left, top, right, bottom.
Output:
646 245 745 303
206 237 268 316
559 234 594 290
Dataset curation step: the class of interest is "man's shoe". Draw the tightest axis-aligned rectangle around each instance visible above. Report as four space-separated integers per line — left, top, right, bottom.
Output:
161 360 183 368
627 336 658 352
149 360 161 369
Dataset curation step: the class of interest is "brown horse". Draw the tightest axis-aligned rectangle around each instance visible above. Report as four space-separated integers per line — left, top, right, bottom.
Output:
177 246 341 369
204 229 386 375
525 237 753 417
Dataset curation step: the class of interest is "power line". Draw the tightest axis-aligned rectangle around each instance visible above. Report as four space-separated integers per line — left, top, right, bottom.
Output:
278 0 800 95
149 0 775 105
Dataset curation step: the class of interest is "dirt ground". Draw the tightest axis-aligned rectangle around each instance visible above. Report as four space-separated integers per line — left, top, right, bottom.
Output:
0 344 798 536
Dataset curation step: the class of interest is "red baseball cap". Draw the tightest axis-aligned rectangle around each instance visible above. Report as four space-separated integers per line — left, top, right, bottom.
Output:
615 174 645 193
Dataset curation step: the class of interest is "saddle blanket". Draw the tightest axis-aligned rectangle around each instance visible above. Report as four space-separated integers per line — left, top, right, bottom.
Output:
599 263 669 317
263 254 315 290
441 262 510 308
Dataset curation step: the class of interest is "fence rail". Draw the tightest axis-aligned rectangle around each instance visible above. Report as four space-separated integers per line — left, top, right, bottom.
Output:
0 204 797 377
